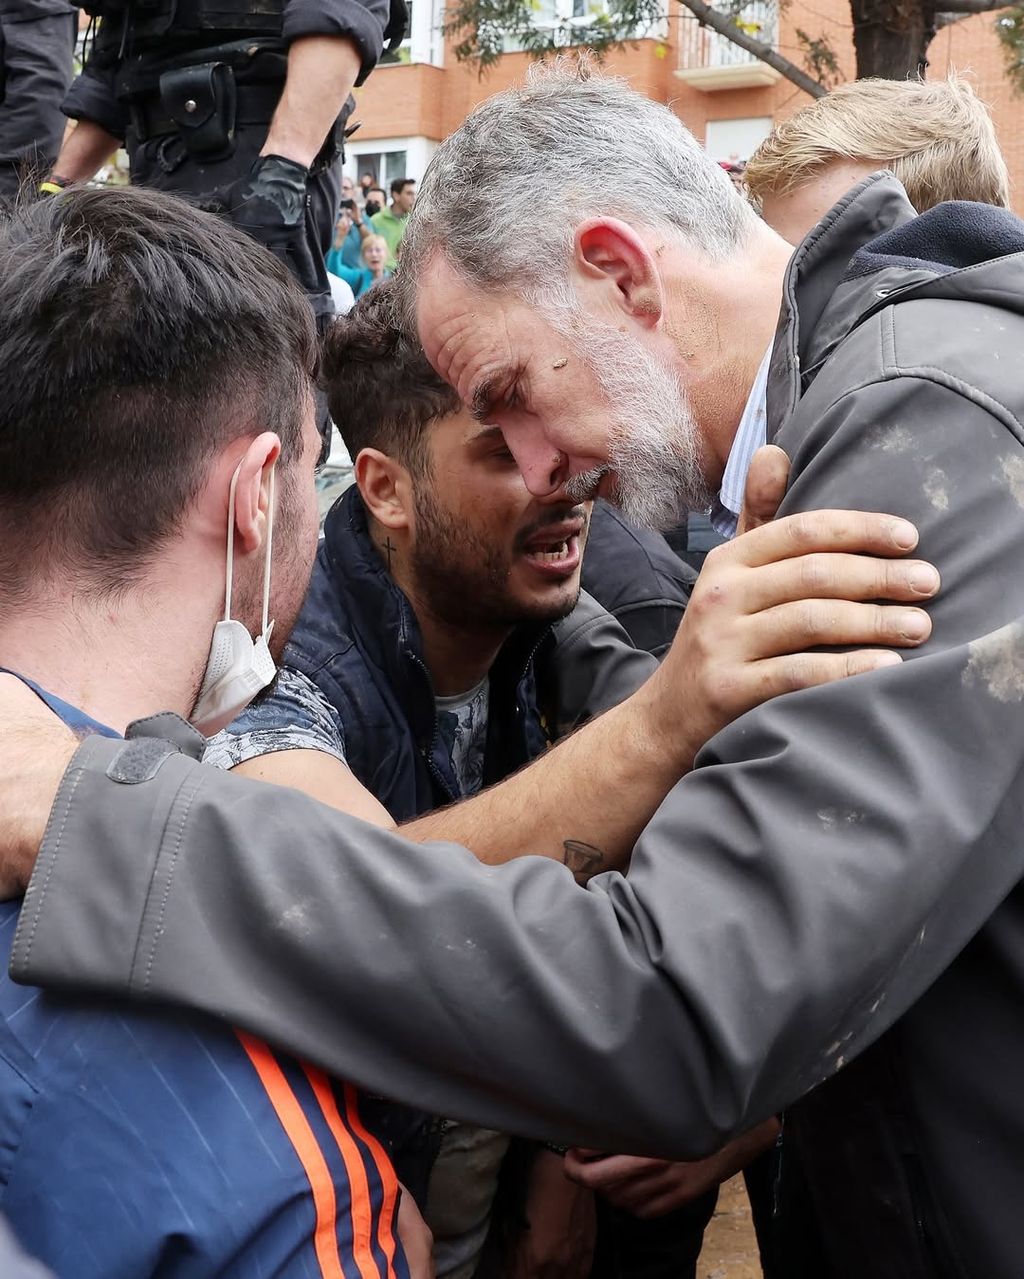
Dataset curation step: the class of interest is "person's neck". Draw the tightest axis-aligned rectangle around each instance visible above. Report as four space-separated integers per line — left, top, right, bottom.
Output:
0 563 215 735
666 226 792 489
390 202 404 219
407 593 508 697
370 523 509 697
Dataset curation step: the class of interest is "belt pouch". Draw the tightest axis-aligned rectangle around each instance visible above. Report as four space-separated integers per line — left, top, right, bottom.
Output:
159 61 237 161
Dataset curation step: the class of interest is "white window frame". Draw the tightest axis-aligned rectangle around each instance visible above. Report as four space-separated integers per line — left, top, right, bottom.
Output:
343 137 438 188
383 0 445 65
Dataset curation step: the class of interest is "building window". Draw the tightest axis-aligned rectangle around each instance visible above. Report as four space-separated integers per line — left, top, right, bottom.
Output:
345 138 438 188
705 117 772 163
379 0 444 65
351 150 409 189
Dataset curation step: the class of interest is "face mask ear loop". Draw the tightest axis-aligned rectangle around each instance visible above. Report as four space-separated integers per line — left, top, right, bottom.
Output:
260 464 276 640
224 462 243 623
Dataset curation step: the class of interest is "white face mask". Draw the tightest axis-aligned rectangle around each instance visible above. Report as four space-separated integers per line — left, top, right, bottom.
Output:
191 462 278 737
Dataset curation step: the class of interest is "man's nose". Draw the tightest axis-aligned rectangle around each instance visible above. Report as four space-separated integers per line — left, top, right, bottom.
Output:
505 421 569 497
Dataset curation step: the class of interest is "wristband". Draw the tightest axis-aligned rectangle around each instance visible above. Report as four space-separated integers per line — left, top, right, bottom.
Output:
39 175 70 196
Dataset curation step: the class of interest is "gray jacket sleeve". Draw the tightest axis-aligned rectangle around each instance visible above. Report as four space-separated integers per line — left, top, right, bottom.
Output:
540 589 658 737
12 364 1024 1159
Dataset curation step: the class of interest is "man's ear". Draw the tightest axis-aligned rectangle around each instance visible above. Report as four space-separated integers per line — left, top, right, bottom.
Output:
573 218 664 329
231 432 281 556
355 448 414 532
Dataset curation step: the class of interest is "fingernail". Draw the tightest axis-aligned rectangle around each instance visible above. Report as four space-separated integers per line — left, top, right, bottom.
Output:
873 651 903 668
908 564 940 595
900 611 930 640
890 520 917 549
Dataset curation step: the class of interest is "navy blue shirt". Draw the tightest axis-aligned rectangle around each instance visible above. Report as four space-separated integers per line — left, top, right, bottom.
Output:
0 678 408 1279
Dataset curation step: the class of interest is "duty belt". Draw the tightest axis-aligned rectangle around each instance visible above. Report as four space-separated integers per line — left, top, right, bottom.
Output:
129 79 281 143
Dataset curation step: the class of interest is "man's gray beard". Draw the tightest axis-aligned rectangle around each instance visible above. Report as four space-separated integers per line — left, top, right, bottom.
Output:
560 317 714 531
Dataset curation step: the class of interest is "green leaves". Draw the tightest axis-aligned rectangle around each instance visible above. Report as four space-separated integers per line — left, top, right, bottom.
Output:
996 5 1024 93
442 0 664 71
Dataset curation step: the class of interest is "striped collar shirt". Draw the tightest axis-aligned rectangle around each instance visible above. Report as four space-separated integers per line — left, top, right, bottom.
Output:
708 345 773 539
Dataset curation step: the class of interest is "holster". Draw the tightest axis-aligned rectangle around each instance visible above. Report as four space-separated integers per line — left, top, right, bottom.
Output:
158 62 237 162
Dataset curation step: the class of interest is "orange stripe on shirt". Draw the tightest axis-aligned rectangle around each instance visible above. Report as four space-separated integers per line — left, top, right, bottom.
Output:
303 1066 385 1279
342 1082 401 1277
236 1032 346 1279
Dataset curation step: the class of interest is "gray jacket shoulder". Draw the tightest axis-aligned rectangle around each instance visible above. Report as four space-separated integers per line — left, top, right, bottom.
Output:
539 589 657 737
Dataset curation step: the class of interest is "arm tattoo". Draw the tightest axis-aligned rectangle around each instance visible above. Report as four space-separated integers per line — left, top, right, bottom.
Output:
563 839 606 885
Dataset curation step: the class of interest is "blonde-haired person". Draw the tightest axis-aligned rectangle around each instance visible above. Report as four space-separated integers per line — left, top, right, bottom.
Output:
332 232 393 298
745 74 1010 244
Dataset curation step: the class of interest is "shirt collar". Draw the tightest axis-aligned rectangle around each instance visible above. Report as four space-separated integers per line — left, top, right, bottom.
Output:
708 345 773 540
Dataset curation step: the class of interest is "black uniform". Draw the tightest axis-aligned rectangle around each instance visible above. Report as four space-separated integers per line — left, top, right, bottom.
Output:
63 0 401 317
0 0 76 199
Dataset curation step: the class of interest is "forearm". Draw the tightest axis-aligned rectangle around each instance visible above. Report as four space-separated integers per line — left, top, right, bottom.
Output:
13 625 1024 1161
51 118 119 183
262 36 361 167
404 680 688 876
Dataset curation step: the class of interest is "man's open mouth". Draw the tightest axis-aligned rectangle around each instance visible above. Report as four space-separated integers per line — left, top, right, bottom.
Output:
520 518 586 576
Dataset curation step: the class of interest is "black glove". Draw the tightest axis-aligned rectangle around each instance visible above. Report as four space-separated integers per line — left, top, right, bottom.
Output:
214 153 326 303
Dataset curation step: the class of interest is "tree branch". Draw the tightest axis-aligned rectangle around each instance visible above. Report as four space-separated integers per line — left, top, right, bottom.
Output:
677 0 827 97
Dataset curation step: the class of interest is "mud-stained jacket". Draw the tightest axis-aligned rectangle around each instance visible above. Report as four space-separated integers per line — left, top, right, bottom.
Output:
12 175 1024 1277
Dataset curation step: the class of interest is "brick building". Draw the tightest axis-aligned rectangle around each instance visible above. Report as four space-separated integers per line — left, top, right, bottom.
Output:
345 0 1022 212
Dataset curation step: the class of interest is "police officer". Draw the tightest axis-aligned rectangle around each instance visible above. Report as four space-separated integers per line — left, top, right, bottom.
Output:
0 0 76 200
42 0 404 325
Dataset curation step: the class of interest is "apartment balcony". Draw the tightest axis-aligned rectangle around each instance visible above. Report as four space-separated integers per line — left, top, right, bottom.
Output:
674 1 781 91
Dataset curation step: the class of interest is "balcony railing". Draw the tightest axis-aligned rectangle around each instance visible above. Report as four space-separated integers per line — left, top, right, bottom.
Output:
675 1 781 90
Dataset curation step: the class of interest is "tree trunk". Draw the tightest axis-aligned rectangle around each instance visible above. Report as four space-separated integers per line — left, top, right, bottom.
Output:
850 0 936 78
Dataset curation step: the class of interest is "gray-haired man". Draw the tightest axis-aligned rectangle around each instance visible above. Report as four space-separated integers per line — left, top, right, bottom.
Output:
6 63 1020 1278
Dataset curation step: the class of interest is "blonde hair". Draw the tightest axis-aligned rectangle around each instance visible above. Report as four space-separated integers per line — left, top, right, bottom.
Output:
361 233 388 263
745 75 1010 211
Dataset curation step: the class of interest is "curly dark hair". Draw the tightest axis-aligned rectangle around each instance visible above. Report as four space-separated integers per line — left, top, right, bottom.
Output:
321 278 460 476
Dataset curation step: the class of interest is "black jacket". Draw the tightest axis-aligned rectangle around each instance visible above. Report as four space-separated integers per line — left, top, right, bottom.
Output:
581 501 695 658
65 0 398 137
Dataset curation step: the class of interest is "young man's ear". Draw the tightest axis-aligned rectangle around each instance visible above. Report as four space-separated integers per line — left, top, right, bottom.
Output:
355 448 414 532
572 217 664 329
225 432 280 556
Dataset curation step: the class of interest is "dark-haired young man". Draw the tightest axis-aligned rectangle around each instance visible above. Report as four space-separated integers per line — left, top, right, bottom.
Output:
0 186 417 1276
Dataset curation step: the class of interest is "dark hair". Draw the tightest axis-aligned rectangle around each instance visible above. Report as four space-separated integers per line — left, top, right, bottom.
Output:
0 185 317 600
321 278 459 475
390 177 415 196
